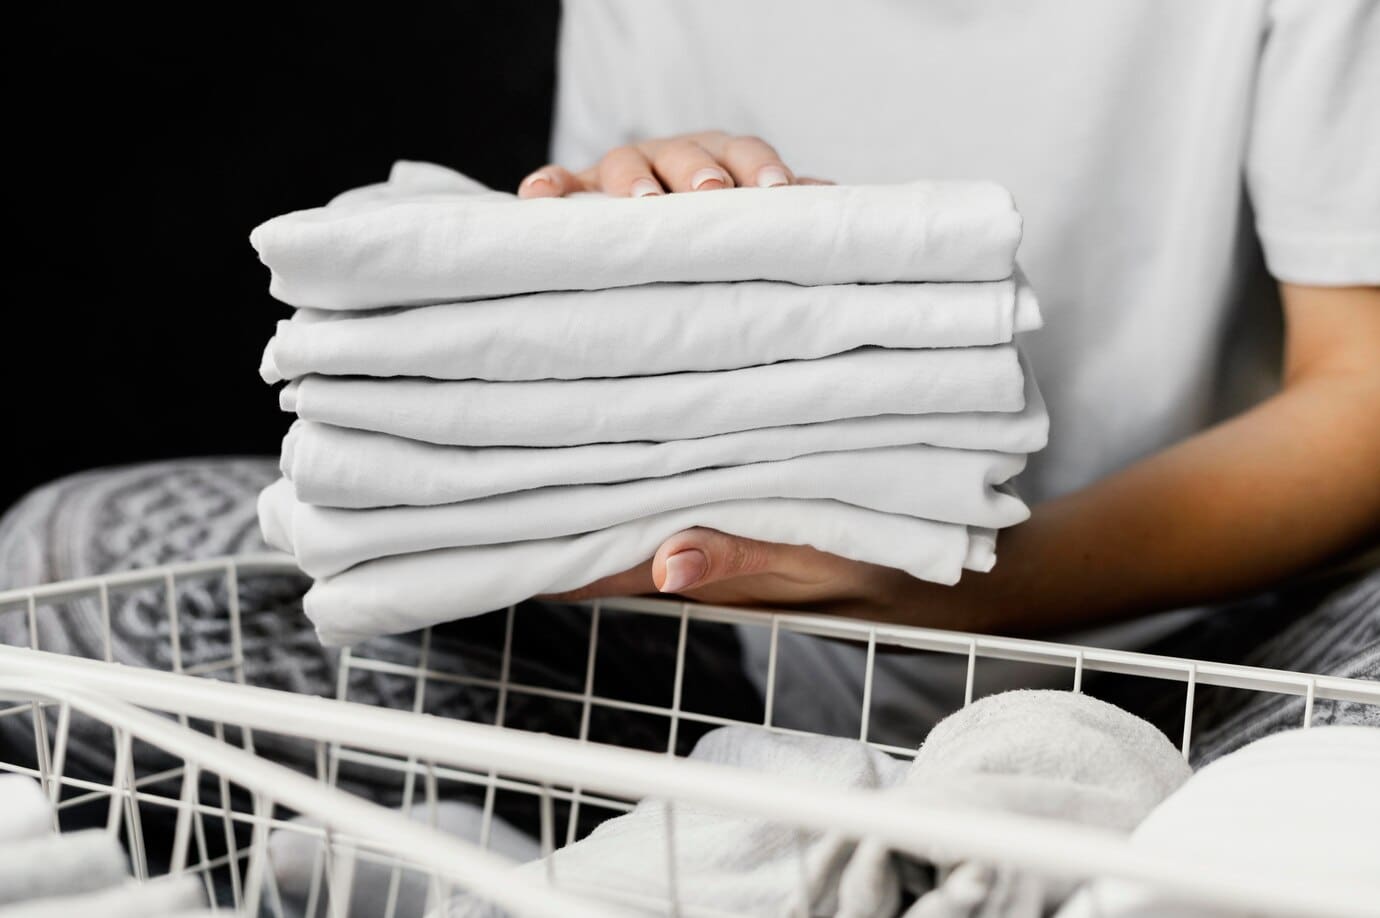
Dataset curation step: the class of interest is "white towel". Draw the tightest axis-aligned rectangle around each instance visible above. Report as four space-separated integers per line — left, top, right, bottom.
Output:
258 275 1041 383
3 876 204 918
280 370 1046 508
445 726 908 918
280 345 1025 447
837 690 1193 918
1054 725 1380 918
0 777 52 845
0 829 129 906
250 161 1023 310
260 445 1028 577
284 499 993 646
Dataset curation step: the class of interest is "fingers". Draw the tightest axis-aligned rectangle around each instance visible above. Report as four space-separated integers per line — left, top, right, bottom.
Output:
595 145 664 198
521 134 825 199
711 134 794 188
651 528 779 593
641 138 734 193
517 165 587 199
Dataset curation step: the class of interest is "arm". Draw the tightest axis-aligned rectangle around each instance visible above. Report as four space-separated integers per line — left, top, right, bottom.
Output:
555 285 1380 634
914 282 1380 632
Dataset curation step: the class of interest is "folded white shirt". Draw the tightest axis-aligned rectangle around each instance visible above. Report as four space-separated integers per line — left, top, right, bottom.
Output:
259 274 1041 383
285 498 995 646
280 370 1046 507
250 161 1023 310
260 445 1027 577
280 345 1025 447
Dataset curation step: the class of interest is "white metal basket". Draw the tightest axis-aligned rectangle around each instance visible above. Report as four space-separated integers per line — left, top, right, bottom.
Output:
0 554 1376 917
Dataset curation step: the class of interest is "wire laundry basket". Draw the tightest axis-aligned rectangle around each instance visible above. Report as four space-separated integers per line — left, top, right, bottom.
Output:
0 554 1376 917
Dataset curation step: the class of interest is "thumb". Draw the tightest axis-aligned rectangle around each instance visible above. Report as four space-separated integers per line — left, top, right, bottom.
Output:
651 528 779 594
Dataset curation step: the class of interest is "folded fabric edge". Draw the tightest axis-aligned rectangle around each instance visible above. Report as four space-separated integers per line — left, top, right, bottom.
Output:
299 500 981 645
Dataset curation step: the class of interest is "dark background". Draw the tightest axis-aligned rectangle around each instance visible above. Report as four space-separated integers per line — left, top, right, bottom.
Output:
6 3 561 511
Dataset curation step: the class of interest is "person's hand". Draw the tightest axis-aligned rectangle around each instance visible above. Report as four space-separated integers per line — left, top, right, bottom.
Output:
517 130 831 198
545 526 914 612
537 525 1019 633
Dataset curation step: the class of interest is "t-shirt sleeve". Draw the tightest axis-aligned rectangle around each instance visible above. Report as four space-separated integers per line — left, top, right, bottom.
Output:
1247 0 1380 285
550 0 638 170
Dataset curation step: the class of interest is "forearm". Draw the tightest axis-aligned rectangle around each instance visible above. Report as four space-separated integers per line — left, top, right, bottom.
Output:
926 287 1380 634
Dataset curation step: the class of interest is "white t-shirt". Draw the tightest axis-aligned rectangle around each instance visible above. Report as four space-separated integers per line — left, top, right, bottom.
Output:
551 0 1380 743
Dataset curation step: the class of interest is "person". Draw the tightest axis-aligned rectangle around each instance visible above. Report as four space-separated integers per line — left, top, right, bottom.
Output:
514 1 1379 737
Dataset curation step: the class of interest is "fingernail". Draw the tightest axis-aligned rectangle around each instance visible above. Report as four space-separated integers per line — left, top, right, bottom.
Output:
660 549 707 593
521 172 554 192
631 177 662 198
690 167 729 191
756 165 789 188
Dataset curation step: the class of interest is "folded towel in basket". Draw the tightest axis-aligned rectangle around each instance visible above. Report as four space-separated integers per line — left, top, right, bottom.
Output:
280 345 1025 447
280 364 1046 506
288 499 994 646
259 274 1041 383
260 445 1028 577
250 161 1023 310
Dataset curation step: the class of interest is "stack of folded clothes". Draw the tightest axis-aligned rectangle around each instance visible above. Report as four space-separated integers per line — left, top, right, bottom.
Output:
252 161 1048 646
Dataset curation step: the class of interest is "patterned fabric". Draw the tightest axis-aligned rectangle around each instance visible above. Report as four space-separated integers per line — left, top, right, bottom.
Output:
1083 565 1380 766
1187 568 1380 766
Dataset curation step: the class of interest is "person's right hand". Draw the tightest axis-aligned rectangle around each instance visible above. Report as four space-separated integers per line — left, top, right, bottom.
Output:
517 130 831 198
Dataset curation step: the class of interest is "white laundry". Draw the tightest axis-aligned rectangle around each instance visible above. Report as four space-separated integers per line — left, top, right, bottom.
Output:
2 876 205 918
260 445 1028 577
0 829 129 907
444 726 908 918
1054 725 1380 918
837 690 1192 918
280 345 1025 447
0 777 52 845
250 161 1023 310
286 499 992 646
443 692 1188 918
280 371 1046 508
259 273 1041 383
270 801 540 918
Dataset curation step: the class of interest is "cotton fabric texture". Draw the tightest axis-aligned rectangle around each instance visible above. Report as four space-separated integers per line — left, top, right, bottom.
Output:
250 160 1023 309
278 344 1026 447
261 446 1027 578
279 368 1047 507
259 274 1041 383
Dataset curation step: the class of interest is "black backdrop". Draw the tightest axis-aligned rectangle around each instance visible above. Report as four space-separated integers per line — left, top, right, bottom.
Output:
6 3 560 511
